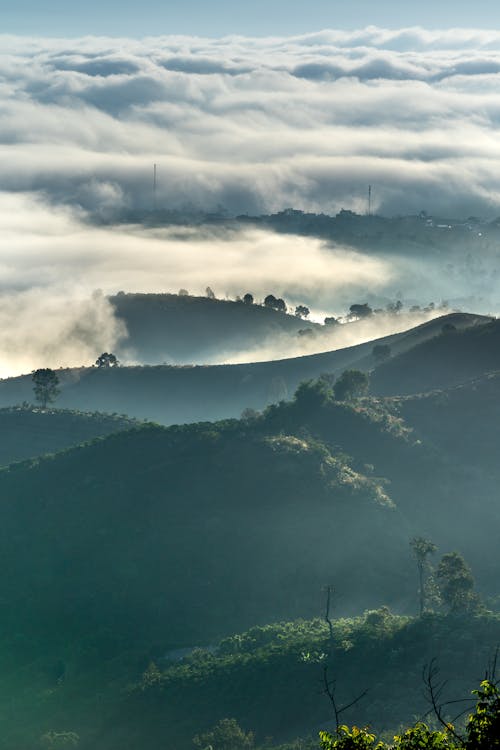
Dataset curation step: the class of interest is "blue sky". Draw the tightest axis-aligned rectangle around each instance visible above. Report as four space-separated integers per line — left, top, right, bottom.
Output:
4 0 500 37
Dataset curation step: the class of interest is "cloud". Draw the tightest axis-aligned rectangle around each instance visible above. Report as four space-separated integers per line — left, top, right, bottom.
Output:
2 28 500 218
1 28 500 377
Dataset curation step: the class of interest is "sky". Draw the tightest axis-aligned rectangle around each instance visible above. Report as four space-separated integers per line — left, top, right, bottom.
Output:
4 0 500 37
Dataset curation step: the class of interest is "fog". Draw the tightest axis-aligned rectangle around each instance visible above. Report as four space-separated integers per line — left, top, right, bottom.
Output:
0 191 492 377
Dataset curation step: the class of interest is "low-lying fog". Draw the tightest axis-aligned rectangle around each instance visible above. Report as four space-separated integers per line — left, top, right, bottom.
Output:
0 191 496 377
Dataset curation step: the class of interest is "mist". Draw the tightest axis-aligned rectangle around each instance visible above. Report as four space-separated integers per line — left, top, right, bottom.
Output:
0 191 494 377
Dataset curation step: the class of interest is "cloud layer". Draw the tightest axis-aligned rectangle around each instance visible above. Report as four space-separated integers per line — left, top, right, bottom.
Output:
1 29 500 376
2 27 500 217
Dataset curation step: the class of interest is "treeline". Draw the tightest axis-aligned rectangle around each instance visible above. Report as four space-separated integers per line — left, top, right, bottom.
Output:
167 288 452 326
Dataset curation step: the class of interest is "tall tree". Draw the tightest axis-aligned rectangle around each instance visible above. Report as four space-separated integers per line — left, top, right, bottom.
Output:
32 368 60 409
410 537 437 615
436 551 478 614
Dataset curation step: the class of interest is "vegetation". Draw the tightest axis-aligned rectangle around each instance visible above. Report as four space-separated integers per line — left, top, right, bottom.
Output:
95 352 119 368
2 301 500 750
333 370 370 401
32 368 60 408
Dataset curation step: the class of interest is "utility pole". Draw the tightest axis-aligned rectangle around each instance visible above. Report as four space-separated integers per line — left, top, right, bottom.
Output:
368 184 372 217
153 163 157 211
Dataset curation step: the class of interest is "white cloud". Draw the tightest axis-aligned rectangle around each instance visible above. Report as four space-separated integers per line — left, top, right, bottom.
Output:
2 28 500 216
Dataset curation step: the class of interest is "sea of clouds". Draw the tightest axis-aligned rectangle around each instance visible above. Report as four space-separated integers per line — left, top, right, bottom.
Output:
1 27 500 374
3 26 500 216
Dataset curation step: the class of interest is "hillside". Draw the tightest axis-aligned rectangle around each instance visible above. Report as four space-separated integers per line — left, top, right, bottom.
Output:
111 292 318 364
372 318 500 395
0 379 498 646
0 373 498 748
0 313 485 424
0 407 137 466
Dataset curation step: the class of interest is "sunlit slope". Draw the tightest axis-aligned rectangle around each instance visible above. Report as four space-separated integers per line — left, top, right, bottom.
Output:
372 318 500 395
0 419 404 646
111 292 318 363
0 313 484 423
0 407 136 466
1 375 500 650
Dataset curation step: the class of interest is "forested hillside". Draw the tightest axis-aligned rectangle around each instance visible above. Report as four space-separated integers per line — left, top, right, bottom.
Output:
0 352 499 747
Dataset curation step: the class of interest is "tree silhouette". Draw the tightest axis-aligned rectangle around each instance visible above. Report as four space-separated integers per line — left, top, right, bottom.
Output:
436 552 478 614
95 352 119 368
32 368 60 409
295 304 310 319
410 537 437 615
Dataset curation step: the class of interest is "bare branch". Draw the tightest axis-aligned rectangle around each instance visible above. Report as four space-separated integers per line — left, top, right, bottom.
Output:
324 585 335 648
422 659 465 744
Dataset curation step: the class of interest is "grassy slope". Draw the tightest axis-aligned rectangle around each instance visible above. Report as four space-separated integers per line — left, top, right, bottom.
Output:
0 407 137 466
111 292 318 363
371 319 500 396
0 313 484 424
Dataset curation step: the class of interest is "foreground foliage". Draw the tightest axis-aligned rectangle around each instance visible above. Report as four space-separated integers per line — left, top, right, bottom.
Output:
318 678 500 749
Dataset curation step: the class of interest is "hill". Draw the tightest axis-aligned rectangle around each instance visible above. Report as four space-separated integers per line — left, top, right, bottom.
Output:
110 292 318 364
0 313 485 424
0 407 137 466
372 318 500 396
0 370 498 747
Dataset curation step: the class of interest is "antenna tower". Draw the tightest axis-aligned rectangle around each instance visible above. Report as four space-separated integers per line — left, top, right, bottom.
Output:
153 163 157 211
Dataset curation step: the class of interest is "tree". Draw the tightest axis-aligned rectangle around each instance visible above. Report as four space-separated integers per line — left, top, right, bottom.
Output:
348 303 372 320
294 379 332 412
436 552 478 614
243 293 254 305
295 304 310 319
333 370 369 401
264 294 286 312
264 293 278 309
386 300 403 314
32 368 60 408
95 352 119 368
193 719 254 750
178 288 189 296
324 317 339 327
372 344 391 364
206 286 215 299
409 537 437 615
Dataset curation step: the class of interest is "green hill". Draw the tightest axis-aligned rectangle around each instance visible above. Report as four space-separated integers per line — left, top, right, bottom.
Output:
0 313 484 424
0 407 137 466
